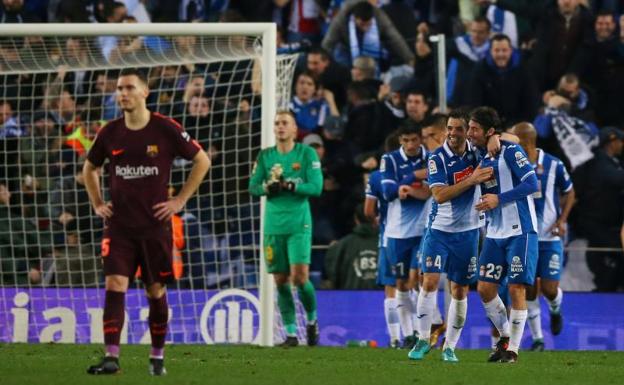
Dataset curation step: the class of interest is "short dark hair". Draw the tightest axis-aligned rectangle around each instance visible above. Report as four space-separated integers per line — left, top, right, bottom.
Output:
424 113 448 130
447 108 469 128
296 70 318 89
118 68 148 85
406 88 429 103
596 9 615 19
473 16 492 31
397 121 422 137
384 130 401 152
352 2 374 21
490 33 512 46
307 47 330 61
103 1 126 20
469 106 501 133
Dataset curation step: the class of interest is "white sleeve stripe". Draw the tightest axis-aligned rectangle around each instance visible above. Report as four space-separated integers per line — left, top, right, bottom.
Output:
382 180 397 184
520 170 536 181
429 182 448 188
365 194 378 200
563 184 573 193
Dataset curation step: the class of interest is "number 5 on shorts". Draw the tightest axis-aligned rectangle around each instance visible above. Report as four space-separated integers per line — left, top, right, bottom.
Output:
101 238 110 257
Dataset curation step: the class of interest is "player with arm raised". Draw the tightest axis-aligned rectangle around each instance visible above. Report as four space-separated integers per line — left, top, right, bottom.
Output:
511 122 575 351
249 111 323 347
468 107 539 363
84 68 210 376
408 110 493 362
381 123 431 348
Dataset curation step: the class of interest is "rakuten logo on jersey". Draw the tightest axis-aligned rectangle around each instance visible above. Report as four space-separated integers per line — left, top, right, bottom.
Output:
115 165 159 180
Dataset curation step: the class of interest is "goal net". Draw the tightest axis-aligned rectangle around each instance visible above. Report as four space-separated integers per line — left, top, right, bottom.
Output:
0 23 298 346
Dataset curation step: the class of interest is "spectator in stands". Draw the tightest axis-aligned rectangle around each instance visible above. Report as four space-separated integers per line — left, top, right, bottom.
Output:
529 0 593 91
0 183 53 285
289 71 339 139
49 159 102 245
284 0 323 44
97 1 128 61
466 33 538 127
411 30 436 99
343 80 381 155
323 204 379 289
94 71 120 120
351 56 382 98
380 0 418 58
473 0 548 47
44 73 78 127
405 88 430 126
321 0 414 72
533 73 599 171
543 73 596 124
575 127 624 291
108 16 145 64
584 10 624 126
187 95 210 118
63 38 96 102
306 133 341 246
0 0 39 23
19 111 63 192
63 108 104 160
306 47 350 110
0 100 23 191
447 16 491 106
0 99 24 138
376 75 408 139
176 72 207 116
53 0 94 22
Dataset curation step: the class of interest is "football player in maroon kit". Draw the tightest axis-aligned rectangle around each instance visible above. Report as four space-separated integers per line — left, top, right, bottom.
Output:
84 68 210 376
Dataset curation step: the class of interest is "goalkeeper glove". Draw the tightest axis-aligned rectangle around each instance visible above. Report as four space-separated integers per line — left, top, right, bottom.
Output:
266 181 282 195
281 181 296 192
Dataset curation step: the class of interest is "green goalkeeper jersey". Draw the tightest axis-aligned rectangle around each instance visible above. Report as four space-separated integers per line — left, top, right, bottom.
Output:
249 143 323 235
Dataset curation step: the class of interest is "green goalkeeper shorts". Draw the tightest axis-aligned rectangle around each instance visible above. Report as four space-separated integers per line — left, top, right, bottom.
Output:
263 230 311 273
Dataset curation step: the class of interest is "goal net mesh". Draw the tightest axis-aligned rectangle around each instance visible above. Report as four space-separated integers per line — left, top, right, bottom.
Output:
0 32 299 345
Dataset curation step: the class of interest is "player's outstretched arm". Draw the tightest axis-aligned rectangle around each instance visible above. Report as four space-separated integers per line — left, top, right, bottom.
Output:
82 159 112 219
153 150 210 221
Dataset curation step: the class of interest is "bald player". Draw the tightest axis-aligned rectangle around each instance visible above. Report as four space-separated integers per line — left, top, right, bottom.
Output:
511 122 575 351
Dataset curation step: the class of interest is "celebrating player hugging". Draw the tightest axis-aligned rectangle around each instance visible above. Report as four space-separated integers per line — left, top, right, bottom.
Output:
364 105 552 364
469 107 539 363
83 68 210 375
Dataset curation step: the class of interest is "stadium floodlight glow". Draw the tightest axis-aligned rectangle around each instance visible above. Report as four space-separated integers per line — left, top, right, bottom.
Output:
0 22 300 347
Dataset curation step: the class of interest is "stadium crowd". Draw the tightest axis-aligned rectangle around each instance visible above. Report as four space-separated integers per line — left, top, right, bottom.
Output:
1 0 624 292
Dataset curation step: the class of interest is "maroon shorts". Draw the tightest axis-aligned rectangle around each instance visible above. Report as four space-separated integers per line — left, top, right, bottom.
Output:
101 225 174 285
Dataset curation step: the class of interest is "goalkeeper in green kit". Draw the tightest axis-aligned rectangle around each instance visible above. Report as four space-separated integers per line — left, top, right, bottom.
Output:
249 111 323 347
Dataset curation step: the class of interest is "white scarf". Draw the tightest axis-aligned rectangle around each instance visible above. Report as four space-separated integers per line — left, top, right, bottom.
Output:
548 108 597 170
348 15 383 63
487 5 518 47
454 34 490 62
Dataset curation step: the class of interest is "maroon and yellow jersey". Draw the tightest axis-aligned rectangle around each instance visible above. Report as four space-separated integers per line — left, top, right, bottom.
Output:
87 112 201 232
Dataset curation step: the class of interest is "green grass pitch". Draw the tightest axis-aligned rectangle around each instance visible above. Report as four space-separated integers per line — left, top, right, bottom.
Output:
1 344 623 385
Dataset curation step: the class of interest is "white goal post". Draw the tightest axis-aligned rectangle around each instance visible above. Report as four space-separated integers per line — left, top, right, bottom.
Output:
0 22 295 347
